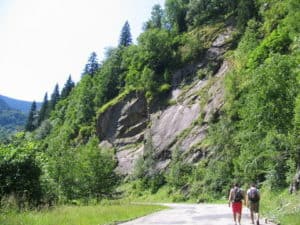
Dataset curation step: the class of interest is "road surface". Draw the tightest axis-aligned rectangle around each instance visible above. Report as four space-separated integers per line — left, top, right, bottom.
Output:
120 203 275 225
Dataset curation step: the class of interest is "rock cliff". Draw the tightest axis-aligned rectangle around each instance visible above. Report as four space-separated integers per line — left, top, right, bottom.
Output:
97 26 235 175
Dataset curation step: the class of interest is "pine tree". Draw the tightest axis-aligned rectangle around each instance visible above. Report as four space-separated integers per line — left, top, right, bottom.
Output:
145 4 164 29
38 93 49 125
25 101 38 131
61 75 75 99
82 52 100 76
119 21 132 47
49 84 60 111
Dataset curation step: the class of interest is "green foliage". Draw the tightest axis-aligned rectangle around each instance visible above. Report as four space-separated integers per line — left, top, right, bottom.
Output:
247 28 292 67
45 137 118 202
132 139 165 194
165 148 192 189
186 0 237 28
236 0 257 30
145 4 164 30
0 133 42 208
260 187 300 225
94 48 124 107
165 0 189 33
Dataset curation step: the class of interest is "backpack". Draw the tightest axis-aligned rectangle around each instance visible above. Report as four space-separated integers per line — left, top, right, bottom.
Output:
233 188 243 202
248 188 259 202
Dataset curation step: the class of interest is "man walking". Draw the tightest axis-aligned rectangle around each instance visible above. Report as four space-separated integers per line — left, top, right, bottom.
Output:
228 183 244 225
246 183 260 225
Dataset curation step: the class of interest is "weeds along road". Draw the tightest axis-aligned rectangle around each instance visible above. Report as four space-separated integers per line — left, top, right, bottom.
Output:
120 203 276 225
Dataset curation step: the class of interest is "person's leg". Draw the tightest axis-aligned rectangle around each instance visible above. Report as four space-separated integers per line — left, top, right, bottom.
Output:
233 212 237 224
250 210 254 224
237 212 241 224
254 203 260 225
237 202 242 225
232 203 237 224
255 212 260 225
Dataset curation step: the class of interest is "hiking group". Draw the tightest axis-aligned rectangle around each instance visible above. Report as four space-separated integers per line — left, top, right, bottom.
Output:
228 182 261 225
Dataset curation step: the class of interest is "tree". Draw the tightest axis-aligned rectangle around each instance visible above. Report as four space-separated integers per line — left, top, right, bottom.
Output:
38 93 49 125
94 48 124 107
119 21 132 47
61 75 75 99
49 84 60 112
165 0 189 32
25 101 38 131
186 0 238 27
145 4 164 30
82 52 100 76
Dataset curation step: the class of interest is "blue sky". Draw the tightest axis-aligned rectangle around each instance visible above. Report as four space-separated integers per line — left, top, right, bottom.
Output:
0 0 165 101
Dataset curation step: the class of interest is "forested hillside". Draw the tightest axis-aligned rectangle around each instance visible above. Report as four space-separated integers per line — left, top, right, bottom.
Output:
0 0 299 224
0 98 27 142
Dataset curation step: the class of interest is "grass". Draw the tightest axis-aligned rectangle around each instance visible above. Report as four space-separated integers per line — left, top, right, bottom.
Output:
260 187 300 225
0 203 167 225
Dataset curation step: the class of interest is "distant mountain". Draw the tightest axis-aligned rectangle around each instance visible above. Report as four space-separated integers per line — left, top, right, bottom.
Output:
0 95 41 113
0 95 41 141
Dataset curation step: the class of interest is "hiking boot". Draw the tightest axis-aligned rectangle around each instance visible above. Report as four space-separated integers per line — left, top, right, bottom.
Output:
256 220 260 225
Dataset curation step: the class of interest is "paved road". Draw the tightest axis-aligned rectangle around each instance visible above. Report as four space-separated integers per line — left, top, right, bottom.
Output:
120 203 274 225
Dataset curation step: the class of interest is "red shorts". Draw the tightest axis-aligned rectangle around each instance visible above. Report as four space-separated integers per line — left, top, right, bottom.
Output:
232 202 242 214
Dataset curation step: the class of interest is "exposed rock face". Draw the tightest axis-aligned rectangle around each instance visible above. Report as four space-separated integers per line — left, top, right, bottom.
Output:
97 91 148 146
96 27 234 175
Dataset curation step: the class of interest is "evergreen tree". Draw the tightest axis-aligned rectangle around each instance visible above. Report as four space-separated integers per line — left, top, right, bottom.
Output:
49 84 60 111
38 93 49 125
25 101 38 131
82 52 100 76
165 0 189 33
119 21 132 47
61 75 75 99
145 4 164 29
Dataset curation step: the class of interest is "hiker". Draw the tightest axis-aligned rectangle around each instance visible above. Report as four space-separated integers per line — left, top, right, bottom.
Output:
228 183 244 225
246 183 260 225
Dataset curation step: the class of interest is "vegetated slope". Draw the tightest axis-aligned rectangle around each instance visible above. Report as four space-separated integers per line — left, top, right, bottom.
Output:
0 1 299 224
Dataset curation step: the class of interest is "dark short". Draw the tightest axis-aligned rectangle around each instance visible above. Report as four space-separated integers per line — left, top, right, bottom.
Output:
249 201 259 213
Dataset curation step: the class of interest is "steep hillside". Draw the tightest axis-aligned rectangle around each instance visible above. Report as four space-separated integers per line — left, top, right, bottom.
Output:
0 0 299 224
96 26 234 175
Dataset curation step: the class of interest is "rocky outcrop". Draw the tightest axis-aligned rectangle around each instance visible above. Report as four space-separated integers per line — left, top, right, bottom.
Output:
96 91 148 146
96 27 234 175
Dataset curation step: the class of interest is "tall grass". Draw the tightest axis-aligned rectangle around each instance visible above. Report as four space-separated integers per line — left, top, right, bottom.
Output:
0 203 167 225
260 187 300 225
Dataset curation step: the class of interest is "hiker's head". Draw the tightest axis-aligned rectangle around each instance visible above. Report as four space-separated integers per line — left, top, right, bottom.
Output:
234 182 240 188
251 182 256 187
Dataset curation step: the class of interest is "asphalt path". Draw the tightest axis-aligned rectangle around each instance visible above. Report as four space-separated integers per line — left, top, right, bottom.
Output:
120 203 275 225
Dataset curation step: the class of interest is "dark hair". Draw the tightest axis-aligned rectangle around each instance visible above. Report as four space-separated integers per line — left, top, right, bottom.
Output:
234 183 240 187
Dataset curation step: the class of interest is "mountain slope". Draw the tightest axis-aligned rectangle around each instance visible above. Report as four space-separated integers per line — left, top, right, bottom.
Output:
0 95 30 141
0 95 40 113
